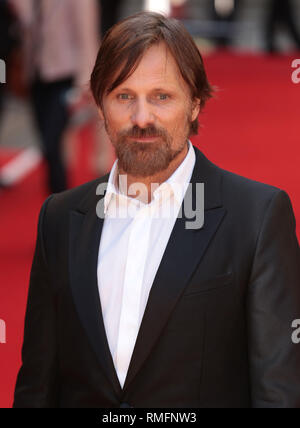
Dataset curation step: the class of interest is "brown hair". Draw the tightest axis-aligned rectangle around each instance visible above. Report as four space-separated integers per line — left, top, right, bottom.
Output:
90 11 214 135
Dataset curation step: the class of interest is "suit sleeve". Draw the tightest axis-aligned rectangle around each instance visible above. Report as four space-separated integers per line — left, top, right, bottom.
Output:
247 190 300 408
13 195 59 408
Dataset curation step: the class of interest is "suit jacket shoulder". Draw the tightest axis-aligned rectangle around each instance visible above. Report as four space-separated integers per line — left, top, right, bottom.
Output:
47 174 109 216
208 159 295 229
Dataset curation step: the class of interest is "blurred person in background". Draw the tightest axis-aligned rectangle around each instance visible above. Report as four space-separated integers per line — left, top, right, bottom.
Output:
10 0 99 194
209 0 240 48
0 0 20 190
98 0 123 38
266 0 300 53
0 0 19 118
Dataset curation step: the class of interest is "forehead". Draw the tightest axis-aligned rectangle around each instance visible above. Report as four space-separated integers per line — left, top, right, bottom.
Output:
112 43 189 94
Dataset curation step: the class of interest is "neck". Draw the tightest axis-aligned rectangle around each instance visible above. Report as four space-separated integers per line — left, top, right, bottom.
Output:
117 141 189 204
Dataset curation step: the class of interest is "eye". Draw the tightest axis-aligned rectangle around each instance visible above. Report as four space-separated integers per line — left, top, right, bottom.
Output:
117 94 133 101
156 94 169 100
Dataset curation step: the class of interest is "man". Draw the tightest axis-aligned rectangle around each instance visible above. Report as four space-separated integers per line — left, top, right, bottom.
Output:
14 12 300 408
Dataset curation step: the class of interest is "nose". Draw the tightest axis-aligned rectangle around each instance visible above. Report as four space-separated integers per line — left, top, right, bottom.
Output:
130 97 155 128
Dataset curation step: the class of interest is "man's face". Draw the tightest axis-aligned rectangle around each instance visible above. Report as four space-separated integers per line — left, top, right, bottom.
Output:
99 43 200 177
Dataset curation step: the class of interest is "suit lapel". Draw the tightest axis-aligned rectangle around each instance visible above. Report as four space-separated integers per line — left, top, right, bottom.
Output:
69 177 123 397
123 147 226 391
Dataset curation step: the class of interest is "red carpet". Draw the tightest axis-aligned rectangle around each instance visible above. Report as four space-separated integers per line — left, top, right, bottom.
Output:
0 52 299 408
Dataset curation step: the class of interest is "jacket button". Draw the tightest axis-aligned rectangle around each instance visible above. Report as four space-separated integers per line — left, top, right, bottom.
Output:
120 402 132 408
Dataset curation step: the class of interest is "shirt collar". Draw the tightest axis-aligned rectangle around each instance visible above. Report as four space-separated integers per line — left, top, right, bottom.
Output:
103 160 119 214
103 140 196 214
154 140 195 205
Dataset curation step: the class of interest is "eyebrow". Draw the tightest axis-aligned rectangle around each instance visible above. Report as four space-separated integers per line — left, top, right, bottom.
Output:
116 87 173 93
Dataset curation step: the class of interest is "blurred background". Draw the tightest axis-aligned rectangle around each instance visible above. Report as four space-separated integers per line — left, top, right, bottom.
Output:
0 0 300 408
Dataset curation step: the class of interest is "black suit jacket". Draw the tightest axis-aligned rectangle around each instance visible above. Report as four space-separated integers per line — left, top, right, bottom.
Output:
13 146 300 408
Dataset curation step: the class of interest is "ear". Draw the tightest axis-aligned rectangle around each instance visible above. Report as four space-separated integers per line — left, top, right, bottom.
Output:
191 98 201 122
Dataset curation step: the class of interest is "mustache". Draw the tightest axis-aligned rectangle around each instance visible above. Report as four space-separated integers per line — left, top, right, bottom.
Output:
119 125 167 139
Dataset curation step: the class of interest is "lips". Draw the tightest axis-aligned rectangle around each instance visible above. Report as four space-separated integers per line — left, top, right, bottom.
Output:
129 136 159 142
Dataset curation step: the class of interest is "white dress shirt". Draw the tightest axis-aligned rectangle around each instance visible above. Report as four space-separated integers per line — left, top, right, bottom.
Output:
97 141 196 388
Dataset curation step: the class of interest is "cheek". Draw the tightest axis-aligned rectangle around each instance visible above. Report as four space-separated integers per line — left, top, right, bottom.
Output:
103 99 129 124
163 108 191 135
104 109 127 134
107 99 134 119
